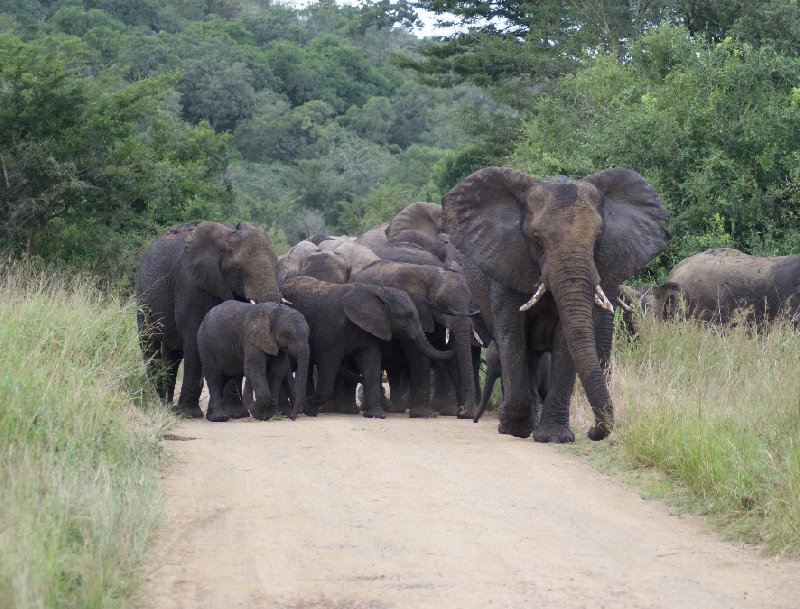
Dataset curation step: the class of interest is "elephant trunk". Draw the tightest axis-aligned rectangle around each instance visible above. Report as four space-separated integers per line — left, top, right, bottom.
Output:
412 334 456 361
551 268 613 441
450 317 477 419
288 345 310 420
244 271 282 305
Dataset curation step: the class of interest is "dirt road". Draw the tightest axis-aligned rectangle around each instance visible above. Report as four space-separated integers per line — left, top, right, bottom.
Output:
142 413 800 608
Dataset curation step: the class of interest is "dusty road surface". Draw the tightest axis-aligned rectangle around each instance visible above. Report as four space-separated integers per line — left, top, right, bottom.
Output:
142 413 800 609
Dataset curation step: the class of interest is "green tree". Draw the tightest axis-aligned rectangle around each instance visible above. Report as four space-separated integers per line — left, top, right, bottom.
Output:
508 25 800 272
0 34 234 282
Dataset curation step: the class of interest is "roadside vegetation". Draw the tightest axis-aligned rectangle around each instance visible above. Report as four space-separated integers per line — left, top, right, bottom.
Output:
565 314 800 557
0 261 172 607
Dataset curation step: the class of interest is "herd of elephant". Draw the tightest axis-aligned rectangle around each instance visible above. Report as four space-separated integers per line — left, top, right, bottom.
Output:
136 166 800 443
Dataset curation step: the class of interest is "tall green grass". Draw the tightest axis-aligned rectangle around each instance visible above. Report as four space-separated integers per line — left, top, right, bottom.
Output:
0 261 172 607
586 314 800 556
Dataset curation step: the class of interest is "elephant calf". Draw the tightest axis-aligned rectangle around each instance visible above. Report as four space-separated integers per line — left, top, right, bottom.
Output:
197 301 310 422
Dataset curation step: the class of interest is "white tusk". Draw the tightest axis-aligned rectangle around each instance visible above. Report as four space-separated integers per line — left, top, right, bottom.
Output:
472 329 484 346
520 284 547 312
595 286 615 313
249 299 256 304
281 297 293 306
615 296 634 313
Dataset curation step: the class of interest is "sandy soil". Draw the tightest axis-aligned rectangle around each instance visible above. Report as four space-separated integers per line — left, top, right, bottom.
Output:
140 408 800 609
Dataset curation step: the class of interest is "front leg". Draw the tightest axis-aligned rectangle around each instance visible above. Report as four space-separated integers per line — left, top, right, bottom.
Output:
492 286 534 438
402 339 436 418
534 321 576 443
176 334 205 419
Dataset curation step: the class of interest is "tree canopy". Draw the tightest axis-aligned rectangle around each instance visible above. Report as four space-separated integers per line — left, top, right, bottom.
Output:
0 0 798 287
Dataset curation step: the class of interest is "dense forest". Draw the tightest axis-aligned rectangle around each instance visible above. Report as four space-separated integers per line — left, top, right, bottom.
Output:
2 0 799 289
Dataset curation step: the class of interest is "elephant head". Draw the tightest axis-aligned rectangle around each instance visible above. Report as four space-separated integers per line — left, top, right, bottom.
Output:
443 166 669 440
184 221 281 304
341 283 456 362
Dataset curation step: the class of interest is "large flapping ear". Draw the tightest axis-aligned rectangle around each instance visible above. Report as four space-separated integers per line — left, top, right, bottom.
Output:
247 306 279 356
386 202 444 240
184 221 235 300
341 285 393 341
584 168 670 286
442 167 543 294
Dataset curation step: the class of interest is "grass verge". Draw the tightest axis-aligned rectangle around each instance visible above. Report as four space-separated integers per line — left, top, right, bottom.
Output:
565 313 800 557
0 261 173 607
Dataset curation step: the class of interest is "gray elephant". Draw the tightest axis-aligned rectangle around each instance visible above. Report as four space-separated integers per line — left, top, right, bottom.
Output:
651 248 800 326
442 167 669 442
136 221 281 418
197 301 310 422
350 259 482 419
280 276 454 419
277 238 379 285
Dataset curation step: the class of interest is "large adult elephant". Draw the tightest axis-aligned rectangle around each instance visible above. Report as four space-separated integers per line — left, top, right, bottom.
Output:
280 276 454 419
442 167 670 442
651 248 800 325
136 221 281 418
350 259 482 419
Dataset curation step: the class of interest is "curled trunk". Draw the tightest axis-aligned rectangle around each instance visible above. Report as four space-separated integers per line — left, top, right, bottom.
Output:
412 334 456 361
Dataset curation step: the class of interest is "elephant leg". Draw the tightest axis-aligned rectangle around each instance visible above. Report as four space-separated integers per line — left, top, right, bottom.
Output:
175 336 205 419
320 359 359 414
353 346 385 419
245 353 274 420
160 348 182 405
432 360 458 416
304 349 344 416
493 289 535 438
534 323 576 443
476 342 502 421
402 340 436 418
222 378 250 419
383 366 408 413
205 373 231 422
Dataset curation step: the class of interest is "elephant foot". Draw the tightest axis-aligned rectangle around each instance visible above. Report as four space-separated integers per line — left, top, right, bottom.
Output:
174 404 204 419
303 406 319 417
409 407 438 418
436 404 458 416
205 408 230 423
497 412 533 438
362 407 387 419
386 401 406 413
533 420 575 443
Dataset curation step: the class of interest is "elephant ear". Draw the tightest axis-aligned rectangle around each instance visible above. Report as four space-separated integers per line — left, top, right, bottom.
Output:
184 221 235 300
386 202 444 240
247 307 279 356
341 285 392 341
584 168 670 287
442 167 542 294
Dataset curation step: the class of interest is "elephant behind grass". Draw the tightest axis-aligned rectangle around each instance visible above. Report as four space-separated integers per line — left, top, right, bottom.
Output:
650 248 800 327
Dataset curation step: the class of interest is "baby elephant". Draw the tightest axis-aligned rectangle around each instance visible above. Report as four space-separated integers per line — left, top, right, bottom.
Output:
198 301 310 422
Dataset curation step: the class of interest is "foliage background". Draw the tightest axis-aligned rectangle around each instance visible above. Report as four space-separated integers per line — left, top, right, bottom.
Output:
1 0 798 290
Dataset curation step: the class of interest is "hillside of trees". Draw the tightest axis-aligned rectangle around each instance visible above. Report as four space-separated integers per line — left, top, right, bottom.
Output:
2 0 799 289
